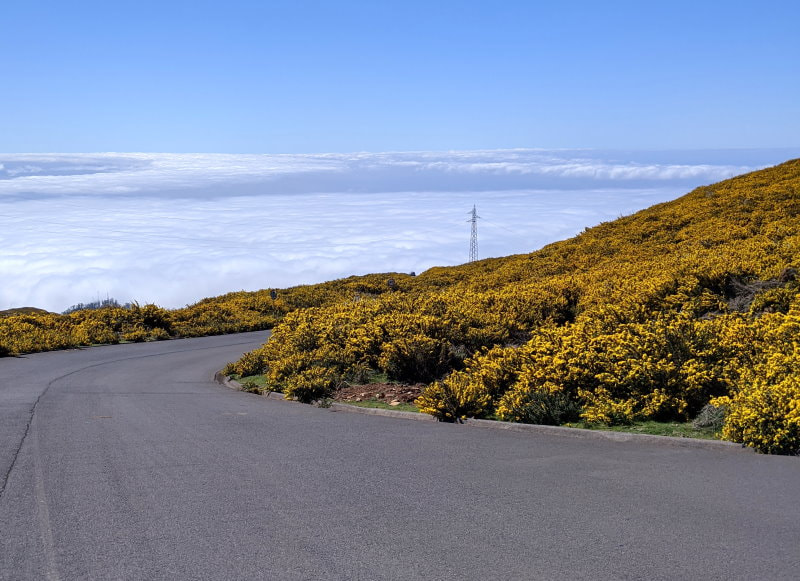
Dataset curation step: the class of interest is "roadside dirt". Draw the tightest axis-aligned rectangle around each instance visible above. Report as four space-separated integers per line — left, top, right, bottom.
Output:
334 382 425 404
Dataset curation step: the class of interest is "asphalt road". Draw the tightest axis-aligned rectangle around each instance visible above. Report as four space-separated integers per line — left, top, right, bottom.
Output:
1 332 798 580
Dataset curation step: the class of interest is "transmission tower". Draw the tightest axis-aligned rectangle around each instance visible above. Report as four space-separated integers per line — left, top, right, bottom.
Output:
468 205 480 262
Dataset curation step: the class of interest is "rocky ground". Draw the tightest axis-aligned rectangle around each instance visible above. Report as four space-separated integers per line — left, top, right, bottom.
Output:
333 382 424 406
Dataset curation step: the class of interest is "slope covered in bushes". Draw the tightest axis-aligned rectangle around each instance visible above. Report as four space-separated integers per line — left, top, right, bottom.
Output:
0 273 409 355
227 159 800 454
3 160 799 453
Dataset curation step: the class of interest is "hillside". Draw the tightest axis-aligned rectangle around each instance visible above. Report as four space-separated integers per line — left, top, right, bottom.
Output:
2 159 799 453
0 274 410 356
226 159 800 454
0 307 51 318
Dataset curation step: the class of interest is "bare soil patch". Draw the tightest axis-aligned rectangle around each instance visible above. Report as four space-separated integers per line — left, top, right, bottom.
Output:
334 382 425 404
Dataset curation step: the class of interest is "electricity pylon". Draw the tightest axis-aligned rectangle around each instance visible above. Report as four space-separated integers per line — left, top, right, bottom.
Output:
468 205 480 262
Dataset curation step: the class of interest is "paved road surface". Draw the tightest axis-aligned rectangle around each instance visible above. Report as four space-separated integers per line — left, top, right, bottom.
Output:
1 332 798 580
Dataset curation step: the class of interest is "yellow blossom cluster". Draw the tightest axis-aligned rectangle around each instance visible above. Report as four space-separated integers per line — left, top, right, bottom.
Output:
0 303 176 353
711 306 800 454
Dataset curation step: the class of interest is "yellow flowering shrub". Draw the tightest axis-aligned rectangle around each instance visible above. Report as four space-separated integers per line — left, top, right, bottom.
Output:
713 310 800 454
713 376 800 455
498 382 580 425
416 345 526 421
69 319 119 346
225 349 267 378
577 388 637 425
284 366 340 403
415 374 494 422
378 334 453 382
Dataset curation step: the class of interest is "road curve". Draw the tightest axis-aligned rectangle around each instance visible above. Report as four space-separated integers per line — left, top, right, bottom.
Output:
1 332 798 580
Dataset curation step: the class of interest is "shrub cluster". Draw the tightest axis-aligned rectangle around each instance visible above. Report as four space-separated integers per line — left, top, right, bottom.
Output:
0 303 175 354
0 273 412 355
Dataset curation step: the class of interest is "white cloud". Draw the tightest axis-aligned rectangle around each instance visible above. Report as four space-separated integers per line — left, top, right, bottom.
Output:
0 149 793 312
0 149 761 198
383 156 752 182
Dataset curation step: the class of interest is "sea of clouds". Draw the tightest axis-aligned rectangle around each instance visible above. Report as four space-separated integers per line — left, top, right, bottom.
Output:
2 148 797 312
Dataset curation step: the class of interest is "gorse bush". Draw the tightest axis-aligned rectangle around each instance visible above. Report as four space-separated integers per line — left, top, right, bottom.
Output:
70 319 119 346
228 350 267 378
0 274 414 355
415 375 494 422
498 386 580 426
711 307 800 454
378 334 454 383
0 303 177 353
285 366 340 403
416 345 524 421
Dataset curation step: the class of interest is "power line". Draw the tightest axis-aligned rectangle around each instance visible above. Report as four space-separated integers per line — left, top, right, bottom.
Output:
468 205 480 262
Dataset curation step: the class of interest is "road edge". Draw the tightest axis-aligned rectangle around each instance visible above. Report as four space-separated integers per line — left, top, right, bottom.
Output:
213 371 751 452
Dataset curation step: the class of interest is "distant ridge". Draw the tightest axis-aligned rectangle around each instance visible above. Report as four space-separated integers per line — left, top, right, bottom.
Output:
0 307 51 318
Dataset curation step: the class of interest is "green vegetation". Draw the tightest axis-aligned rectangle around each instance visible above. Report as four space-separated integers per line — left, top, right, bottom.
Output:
569 420 720 440
233 374 270 394
3 160 800 454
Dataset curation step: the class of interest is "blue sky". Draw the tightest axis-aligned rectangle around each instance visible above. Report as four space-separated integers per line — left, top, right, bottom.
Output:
2 2 799 310
3 0 798 153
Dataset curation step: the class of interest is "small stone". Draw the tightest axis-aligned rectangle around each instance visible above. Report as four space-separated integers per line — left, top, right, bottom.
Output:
354 397 362 402
389 400 401 406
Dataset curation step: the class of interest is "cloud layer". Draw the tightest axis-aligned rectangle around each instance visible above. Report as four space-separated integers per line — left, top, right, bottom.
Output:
0 149 759 198
1 149 795 312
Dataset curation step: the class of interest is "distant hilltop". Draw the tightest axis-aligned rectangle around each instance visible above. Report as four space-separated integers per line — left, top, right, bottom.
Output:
0 307 51 318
